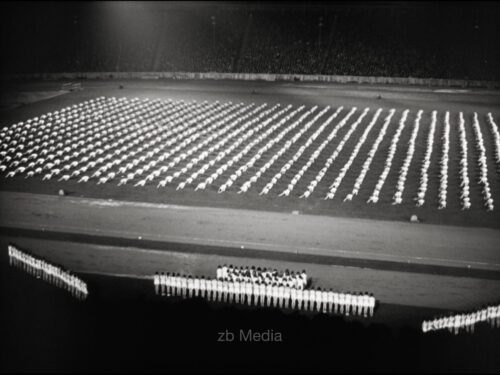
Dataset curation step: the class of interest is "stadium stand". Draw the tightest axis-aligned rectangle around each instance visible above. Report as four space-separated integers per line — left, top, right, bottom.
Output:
1 3 499 80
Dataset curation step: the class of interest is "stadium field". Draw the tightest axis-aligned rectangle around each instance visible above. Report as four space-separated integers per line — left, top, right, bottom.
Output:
1 78 500 321
1 79 500 227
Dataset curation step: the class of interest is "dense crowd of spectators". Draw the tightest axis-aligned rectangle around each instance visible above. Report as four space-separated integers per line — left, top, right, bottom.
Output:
1 4 498 80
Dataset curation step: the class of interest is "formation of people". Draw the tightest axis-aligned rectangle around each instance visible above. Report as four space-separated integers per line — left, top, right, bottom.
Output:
216 264 308 289
299 107 359 198
261 106 343 197
344 109 395 202
327 108 389 200
326 108 383 200
154 271 376 317
422 303 500 335
8 244 88 300
0 97 498 211
216 105 320 194
368 110 409 204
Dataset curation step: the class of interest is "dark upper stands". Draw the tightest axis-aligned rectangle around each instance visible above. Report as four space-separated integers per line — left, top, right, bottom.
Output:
1 2 499 80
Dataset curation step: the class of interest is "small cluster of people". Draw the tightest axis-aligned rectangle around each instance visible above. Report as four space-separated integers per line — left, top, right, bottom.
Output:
216 264 308 289
8 245 88 300
422 304 500 334
154 272 376 317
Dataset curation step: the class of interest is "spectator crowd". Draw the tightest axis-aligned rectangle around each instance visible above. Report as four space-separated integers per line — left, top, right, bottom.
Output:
1 4 498 81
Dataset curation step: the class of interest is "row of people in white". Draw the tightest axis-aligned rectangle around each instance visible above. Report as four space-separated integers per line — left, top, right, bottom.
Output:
216 264 308 289
281 107 358 198
392 110 422 205
472 112 494 211
240 105 331 194
327 109 383 200
458 112 471 210
8 245 88 300
217 105 321 194
368 110 409 203
437 111 450 210
264 107 343 197
415 111 437 207
302 108 369 198
153 273 376 317
487 113 500 168
422 304 500 334
217 106 306 193
345 109 396 202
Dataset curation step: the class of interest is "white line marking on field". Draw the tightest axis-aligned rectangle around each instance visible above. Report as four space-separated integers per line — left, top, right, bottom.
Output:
79 270 152 279
434 89 470 93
